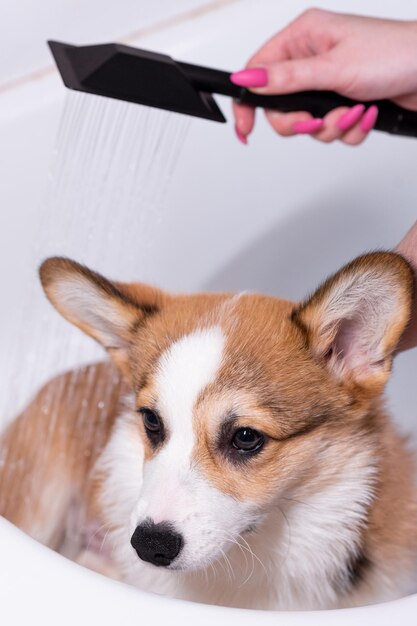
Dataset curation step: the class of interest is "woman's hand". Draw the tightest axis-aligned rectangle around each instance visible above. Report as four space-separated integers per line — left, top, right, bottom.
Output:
231 9 417 145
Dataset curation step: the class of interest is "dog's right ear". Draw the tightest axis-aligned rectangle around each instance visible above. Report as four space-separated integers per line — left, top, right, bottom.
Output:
39 257 166 371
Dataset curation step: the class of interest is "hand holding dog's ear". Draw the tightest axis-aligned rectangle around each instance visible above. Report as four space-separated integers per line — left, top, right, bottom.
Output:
39 257 165 372
292 252 414 390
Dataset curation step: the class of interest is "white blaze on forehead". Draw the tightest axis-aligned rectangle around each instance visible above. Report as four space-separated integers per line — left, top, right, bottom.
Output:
137 327 225 524
155 326 225 429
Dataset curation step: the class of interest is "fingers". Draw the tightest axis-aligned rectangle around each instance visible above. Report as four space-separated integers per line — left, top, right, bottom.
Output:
232 101 255 144
340 105 378 145
264 110 320 137
232 54 339 96
258 105 378 145
230 8 347 143
313 106 357 143
264 108 343 140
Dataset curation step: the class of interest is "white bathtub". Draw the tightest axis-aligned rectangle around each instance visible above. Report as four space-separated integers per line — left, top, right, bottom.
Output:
1 0 417 623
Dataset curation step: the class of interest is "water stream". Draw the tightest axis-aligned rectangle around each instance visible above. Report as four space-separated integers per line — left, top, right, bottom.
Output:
1 91 190 425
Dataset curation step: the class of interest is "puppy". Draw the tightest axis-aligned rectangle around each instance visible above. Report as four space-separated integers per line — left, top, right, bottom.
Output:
1 252 417 610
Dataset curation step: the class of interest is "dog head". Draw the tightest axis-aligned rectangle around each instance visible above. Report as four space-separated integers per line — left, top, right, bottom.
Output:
40 253 413 575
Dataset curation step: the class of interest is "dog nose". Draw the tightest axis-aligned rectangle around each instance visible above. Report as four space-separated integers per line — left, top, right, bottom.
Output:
131 520 183 567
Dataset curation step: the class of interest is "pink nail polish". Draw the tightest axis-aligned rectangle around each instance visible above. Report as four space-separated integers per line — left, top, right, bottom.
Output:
230 68 268 88
292 118 324 134
360 105 379 132
337 104 366 131
234 123 248 145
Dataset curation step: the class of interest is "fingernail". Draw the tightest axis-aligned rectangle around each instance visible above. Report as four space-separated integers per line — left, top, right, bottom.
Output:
360 105 379 132
292 118 324 134
337 104 366 131
230 68 268 88
234 123 248 145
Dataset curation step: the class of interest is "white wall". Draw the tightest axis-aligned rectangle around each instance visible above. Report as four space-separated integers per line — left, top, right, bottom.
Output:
0 0 233 86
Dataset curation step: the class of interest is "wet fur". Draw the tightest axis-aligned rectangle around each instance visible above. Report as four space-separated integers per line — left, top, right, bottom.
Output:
1 252 417 610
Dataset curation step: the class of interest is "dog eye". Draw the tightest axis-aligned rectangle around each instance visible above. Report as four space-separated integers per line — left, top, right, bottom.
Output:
231 428 264 453
139 408 162 433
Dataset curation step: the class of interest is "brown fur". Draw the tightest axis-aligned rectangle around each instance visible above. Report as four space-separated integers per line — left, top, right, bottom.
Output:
1 251 416 607
0 362 126 546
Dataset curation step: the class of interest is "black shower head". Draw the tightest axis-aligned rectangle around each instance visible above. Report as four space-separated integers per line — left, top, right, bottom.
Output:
48 41 226 122
48 40 417 137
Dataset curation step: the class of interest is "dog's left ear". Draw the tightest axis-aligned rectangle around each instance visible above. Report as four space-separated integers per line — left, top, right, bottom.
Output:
292 252 414 390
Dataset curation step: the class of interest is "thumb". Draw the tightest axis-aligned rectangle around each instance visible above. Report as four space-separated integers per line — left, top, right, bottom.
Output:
252 54 338 95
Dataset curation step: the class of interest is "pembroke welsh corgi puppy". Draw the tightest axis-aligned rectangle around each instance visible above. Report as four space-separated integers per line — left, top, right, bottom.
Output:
1 252 417 610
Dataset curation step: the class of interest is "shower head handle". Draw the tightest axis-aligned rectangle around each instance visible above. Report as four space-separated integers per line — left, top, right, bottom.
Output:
48 40 417 138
